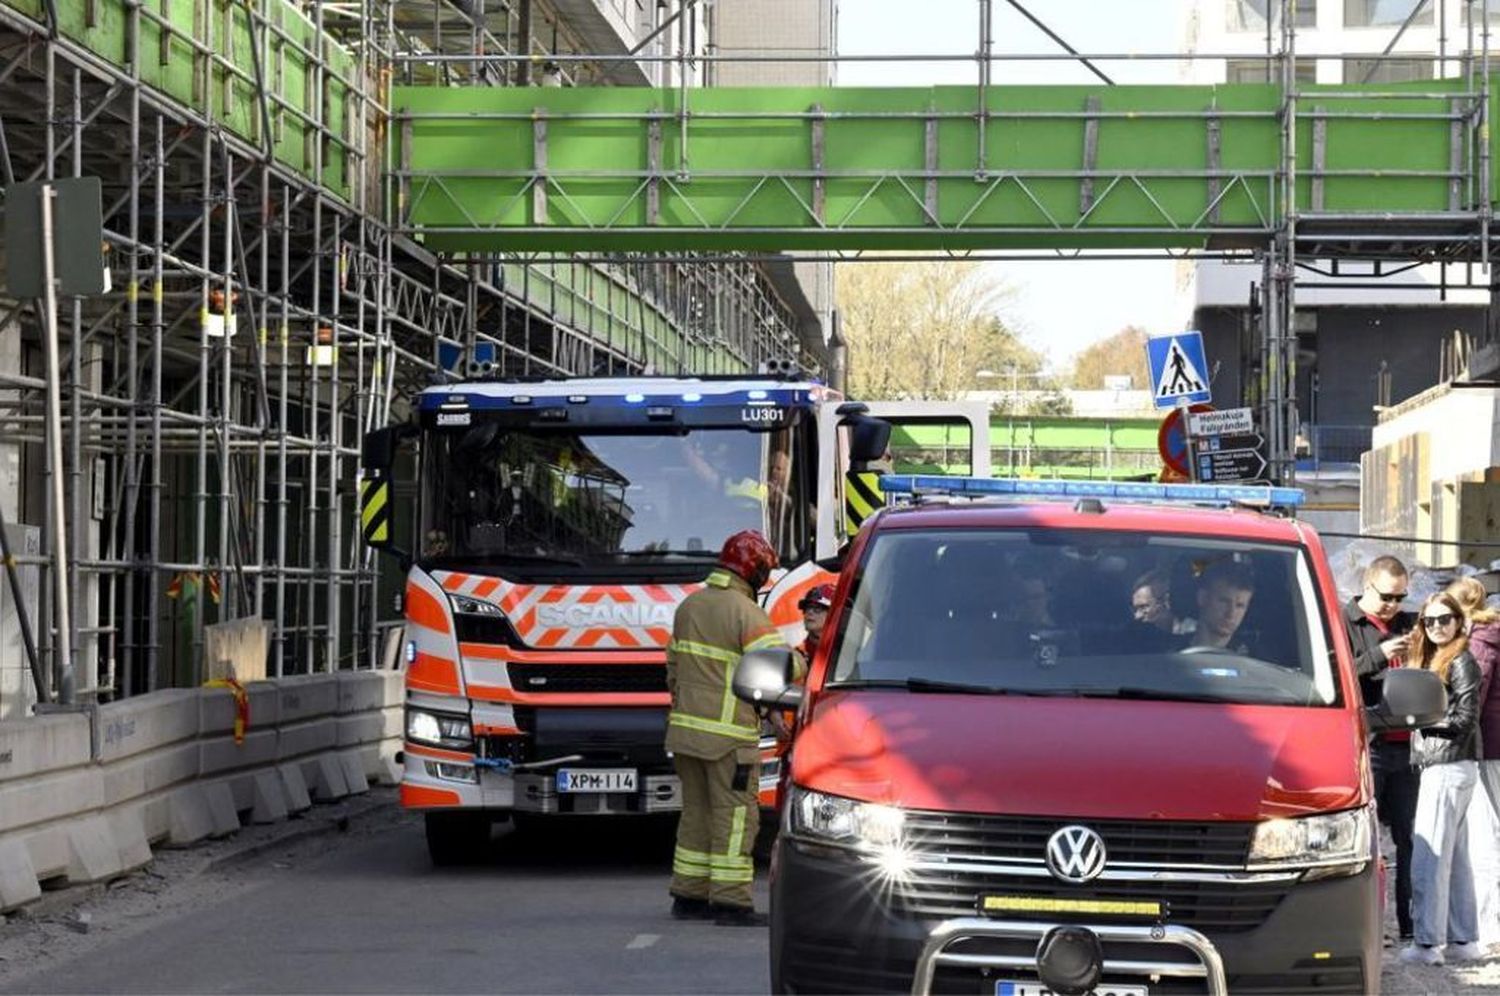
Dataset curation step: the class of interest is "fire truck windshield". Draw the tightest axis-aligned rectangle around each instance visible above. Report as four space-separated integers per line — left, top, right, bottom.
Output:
417 423 811 570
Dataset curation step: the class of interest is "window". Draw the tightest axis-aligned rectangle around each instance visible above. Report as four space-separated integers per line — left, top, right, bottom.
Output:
1226 57 1319 83
1344 0 1433 28
1227 0 1317 31
1345 57 1434 82
829 528 1340 707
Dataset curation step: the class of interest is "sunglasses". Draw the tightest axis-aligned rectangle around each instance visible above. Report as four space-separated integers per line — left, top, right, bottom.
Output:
1423 613 1457 629
1370 587 1408 604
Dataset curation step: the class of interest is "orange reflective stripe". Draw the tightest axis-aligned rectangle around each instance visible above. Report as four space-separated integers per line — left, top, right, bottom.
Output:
405 583 452 635
440 573 472 592
407 652 461 694
401 784 463 808
472 578 501 599
458 642 664 663
405 742 474 762
472 723 522 736
467 683 666 707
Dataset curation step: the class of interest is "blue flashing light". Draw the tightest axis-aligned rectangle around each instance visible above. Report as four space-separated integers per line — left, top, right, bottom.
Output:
682 392 702 402
748 390 768 400
878 475 1304 509
625 393 646 403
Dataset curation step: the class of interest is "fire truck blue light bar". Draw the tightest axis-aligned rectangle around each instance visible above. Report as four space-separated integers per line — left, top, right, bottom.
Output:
878 476 1305 508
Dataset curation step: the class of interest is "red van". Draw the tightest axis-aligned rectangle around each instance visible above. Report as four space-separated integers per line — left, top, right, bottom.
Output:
733 477 1445 996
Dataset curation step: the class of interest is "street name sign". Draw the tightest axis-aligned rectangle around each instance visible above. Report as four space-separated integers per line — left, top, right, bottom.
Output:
1188 407 1253 438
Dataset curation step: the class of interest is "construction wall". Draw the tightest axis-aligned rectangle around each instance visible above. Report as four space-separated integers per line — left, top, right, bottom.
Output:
1362 383 1500 567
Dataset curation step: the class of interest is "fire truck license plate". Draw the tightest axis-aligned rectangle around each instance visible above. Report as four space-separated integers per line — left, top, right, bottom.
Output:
556 768 638 793
996 984 1146 996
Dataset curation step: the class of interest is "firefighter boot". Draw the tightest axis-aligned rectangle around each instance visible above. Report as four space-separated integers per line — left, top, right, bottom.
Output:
671 896 713 921
712 904 769 927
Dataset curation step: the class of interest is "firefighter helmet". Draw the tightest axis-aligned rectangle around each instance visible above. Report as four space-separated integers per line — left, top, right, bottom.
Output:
798 584 836 611
718 530 778 588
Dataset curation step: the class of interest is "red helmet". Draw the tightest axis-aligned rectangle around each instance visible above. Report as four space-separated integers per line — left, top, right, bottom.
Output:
798 584 836 611
718 530 778 587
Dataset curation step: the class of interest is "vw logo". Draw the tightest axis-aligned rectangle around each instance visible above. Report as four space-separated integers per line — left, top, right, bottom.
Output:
1045 825 1107 883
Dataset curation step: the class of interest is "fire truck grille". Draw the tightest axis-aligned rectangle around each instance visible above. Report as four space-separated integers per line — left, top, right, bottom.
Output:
506 663 667 694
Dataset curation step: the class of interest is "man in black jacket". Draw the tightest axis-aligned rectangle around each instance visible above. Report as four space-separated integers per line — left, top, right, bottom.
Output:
1345 555 1417 944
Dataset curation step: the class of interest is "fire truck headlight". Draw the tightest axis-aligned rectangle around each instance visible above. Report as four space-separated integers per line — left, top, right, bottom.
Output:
406 708 473 750
1248 805 1371 880
449 595 502 616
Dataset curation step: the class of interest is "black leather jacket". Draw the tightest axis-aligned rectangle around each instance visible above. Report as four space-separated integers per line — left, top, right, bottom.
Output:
1412 650 1483 769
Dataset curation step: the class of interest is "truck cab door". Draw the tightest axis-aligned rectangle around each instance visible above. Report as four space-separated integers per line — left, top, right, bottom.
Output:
813 399 991 559
860 400 992 478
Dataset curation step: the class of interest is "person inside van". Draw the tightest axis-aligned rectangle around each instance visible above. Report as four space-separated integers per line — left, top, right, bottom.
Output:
1182 560 1255 654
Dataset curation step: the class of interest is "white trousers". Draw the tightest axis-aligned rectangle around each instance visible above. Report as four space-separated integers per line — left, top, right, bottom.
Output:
1412 760 1480 947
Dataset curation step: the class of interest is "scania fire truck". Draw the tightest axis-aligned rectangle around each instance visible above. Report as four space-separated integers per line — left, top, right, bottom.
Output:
359 370 987 862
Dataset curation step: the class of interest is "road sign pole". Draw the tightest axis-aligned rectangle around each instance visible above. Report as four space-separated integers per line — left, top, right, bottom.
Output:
1179 398 1198 483
39 184 74 704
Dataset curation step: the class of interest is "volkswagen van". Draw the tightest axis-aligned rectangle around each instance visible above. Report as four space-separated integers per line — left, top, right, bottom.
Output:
734 477 1445 995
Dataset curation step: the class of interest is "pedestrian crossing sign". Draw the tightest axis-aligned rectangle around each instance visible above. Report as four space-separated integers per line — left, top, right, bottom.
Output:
1146 331 1212 409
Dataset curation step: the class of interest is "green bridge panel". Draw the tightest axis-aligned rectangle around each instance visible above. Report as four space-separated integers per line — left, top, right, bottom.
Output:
395 79 1493 253
1 0 355 197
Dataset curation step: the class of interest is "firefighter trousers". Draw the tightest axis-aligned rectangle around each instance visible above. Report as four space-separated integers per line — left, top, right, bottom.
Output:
670 749 760 909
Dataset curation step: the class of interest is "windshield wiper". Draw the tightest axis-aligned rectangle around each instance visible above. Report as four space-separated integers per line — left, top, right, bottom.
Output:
830 678 1036 696
613 549 720 559
1069 686 1239 704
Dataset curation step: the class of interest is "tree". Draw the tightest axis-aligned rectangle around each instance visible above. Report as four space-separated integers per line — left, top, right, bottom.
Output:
1070 325 1151 391
836 261 1038 400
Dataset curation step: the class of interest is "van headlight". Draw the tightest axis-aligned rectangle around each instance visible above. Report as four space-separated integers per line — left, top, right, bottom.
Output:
406 708 473 750
1248 806 1372 879
787 786 905 848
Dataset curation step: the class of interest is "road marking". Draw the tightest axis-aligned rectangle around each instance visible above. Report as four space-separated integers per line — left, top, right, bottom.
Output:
626 933 660 950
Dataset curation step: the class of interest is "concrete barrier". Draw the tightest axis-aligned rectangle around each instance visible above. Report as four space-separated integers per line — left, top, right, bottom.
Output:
0 670 404 911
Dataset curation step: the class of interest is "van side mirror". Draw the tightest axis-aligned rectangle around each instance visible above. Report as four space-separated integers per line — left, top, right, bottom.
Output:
732 648 803 710
1367 667 1447 732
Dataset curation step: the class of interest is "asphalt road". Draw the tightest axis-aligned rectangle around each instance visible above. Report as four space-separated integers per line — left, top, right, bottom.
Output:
3 810 770 995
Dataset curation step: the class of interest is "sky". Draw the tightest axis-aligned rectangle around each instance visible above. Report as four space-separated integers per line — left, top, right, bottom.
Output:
836 0 1190 368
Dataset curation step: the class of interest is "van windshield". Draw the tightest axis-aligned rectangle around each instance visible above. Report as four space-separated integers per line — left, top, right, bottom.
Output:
828 528 1339 707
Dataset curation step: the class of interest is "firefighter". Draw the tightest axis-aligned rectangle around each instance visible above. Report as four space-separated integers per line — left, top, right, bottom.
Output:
797 584 835 661
666 529 785 926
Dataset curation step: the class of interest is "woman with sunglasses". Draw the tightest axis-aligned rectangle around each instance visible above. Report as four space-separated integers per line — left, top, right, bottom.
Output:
1447 576 1500 943
1403 591 1485 965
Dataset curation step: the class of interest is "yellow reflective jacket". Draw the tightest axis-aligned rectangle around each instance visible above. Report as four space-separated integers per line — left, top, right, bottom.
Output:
665 568 787 760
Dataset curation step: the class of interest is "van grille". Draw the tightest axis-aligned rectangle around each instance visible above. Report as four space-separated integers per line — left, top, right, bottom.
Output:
903 812 1253 866
892 812 1282 933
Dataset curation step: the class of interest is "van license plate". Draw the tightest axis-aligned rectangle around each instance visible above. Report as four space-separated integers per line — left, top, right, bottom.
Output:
996 984 1146 996
556 768 637 793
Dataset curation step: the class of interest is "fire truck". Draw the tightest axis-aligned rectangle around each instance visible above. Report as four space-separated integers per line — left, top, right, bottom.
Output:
359 367 988 862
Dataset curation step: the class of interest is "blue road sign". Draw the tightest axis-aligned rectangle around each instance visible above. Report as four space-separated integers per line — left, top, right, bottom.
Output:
1146 331 1212 409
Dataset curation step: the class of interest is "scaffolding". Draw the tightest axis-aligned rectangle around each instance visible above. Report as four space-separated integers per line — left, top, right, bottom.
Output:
2 0 1494 713
0 0 811 714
